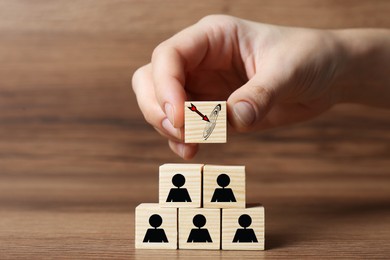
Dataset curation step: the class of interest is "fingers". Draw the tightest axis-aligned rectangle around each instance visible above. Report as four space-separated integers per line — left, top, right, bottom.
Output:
257 99 332 129
132 64 182 141
227 71 332 131
132 64 198 160
151 21 211 128
168 140 199 160
134 15 240 160
227 75 278 132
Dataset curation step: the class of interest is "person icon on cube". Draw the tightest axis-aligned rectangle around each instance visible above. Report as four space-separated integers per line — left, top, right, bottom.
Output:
166 173 192 202
143 214 169 243
232 214 258 243
187 214 213 243
211 173 236 202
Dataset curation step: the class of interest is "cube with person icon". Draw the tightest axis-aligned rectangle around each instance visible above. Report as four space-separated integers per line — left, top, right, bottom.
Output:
221 205 265 250
203 165 246 208
159 164 203 207
178 208 221 250
135 203 178 249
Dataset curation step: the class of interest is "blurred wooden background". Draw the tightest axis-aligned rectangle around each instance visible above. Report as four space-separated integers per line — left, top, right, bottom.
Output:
0 0 389 258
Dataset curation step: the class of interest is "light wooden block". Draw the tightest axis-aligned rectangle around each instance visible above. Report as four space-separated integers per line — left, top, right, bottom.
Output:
222 205 265 250
203 165 245 208
184 101 226 143
178 208 221 250
135 203 177 249
159 163 203 208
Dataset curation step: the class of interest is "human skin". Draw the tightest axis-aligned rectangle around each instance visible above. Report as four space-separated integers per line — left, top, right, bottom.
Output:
132 15 390 159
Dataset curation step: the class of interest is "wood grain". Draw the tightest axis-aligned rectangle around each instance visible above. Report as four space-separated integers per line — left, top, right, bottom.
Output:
135 204 177 249
178 208 221 250
203 165 246 208
222 206 265 250
159 164 203 208
0 0 390 258
185 101 227 143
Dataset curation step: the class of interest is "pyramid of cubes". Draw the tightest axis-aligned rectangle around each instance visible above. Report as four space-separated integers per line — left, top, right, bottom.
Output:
135 164 264 250
135 102 265 250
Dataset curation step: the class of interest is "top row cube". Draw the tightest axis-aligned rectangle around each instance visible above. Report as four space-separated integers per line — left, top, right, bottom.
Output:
185 101 226 143
159 164 245 209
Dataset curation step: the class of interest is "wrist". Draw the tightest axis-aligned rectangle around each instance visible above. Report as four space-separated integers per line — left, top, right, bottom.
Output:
330 29 390 108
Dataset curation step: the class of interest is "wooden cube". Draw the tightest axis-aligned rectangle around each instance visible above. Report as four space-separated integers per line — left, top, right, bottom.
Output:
203 165 245 208
221 205 265 250
178 208 221 250
184 101 226 143
159 164 203 208
135 203 177 249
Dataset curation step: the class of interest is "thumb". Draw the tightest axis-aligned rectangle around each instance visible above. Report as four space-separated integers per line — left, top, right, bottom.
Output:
227 75 278 132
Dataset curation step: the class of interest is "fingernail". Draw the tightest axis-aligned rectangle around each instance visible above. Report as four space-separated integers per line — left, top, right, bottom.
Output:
164 103 175 126
233 101 256 127
176 142 185 158
162 118 181 139
168 140 185 159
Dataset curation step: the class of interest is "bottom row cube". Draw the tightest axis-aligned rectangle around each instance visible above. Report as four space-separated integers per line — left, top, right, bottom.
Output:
135 203 264 250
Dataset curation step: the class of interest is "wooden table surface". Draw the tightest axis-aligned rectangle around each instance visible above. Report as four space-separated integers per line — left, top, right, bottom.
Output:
1 0 389 258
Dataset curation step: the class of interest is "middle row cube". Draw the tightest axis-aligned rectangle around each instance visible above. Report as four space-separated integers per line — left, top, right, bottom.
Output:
159 164 245 208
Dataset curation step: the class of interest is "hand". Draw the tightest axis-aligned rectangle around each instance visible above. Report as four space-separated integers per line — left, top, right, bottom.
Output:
132 15 389 159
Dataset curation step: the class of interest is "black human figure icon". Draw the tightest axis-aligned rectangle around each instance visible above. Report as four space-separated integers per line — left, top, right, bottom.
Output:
232 214 258 243
187 214 213 243
211 174 236 202
143 214 169 243
166 173 192 202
